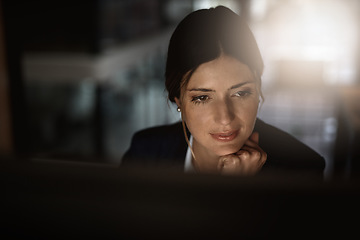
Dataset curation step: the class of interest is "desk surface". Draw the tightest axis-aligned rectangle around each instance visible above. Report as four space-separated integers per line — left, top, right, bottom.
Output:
1 156 360 239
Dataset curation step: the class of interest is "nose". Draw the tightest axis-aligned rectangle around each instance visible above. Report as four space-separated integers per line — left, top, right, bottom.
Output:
213 98 235 126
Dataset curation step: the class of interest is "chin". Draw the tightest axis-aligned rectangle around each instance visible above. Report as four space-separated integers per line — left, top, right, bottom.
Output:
214 145 242 157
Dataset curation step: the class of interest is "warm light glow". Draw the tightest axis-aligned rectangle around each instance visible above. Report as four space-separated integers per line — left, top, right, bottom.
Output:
193 0 241 14
250 0 359 86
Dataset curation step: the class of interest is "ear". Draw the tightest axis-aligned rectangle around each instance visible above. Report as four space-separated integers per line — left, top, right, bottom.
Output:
174 97 181 108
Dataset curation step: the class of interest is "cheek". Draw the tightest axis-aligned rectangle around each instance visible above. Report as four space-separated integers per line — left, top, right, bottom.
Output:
182 105 210 135
233 97 259 119
184 98 259 125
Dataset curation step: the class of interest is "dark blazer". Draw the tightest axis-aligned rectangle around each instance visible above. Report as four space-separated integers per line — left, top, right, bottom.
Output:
121 118 325 176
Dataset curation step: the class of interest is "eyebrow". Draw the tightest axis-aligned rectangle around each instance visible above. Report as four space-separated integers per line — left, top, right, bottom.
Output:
187 88 214 92
229 81 253 90
187 81 253 92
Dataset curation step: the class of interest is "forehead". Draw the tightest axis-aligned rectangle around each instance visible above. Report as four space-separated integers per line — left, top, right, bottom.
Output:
187 55 255 88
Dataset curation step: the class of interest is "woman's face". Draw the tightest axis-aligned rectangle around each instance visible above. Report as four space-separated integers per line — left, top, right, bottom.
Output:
175 55 260 158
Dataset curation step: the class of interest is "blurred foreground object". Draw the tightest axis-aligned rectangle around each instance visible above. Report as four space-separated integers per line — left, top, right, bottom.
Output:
1 156 360 239
333 86 360 179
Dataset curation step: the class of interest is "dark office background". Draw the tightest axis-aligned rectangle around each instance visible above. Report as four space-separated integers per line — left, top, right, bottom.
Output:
1 0 360 180
1 1 360 239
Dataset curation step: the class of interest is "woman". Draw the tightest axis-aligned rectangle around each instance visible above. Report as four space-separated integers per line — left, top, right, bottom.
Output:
121 6 325 176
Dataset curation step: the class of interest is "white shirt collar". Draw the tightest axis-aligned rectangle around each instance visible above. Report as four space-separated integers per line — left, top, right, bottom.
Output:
184 135 196 173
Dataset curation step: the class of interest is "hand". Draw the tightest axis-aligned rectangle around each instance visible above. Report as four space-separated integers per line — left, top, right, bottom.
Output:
217 132 267 176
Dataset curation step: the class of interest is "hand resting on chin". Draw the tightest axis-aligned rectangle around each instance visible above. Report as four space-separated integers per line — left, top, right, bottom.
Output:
217 132 267 176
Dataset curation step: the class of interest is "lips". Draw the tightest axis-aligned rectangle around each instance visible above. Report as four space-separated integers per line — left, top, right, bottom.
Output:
210 130 239 142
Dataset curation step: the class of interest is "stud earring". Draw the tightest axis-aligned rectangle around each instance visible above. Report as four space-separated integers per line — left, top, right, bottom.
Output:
177 107 181 112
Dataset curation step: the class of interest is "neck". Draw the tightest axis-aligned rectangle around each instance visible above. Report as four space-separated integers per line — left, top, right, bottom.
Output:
192 140 221 173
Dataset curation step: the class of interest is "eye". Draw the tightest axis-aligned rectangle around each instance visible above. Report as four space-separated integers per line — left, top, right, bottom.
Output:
233 91 251 97
191 95 209 104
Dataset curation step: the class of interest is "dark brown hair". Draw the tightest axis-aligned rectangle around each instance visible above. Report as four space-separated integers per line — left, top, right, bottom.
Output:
165 5 264 103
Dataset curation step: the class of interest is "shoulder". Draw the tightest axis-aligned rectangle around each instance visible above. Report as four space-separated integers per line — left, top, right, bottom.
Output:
132 121 184 140
255 118 325 173
121 122 187 166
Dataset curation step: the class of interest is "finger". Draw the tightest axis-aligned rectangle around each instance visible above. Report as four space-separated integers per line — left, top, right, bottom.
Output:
218 155 238 169
241 145 267 162
222 161 241 175
218 155 242 174
236 149 250 160
249 131 259 144
235 150 257 173
238 146 267 168
240 146 261 159
222 158 241 168
217 156 228 170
